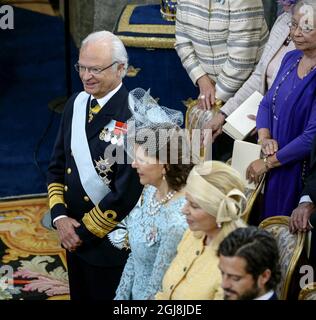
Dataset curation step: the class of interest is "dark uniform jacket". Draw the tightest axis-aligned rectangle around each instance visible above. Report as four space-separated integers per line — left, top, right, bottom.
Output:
302 136 316 200
47 85 143 267
302 135 316 227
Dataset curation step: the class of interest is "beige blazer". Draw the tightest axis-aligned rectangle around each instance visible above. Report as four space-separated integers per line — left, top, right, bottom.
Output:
222 13 292 116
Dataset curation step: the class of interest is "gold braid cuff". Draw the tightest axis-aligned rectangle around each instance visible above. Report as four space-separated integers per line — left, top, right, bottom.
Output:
82 206 119 238
48 183 65 209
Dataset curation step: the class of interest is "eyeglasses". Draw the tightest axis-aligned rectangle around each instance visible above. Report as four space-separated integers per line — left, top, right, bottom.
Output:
74 61 118 75
287 21 315 34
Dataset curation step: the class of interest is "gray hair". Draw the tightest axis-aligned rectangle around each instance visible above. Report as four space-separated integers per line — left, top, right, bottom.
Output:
81 31 128 78
293 0 316 26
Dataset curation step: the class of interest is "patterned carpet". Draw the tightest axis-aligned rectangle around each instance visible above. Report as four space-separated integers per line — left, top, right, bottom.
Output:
0 197 69 300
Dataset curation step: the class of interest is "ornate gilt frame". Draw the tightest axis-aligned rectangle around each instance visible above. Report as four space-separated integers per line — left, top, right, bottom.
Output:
298 282 316 300
259 216 306 300
242 174 265 223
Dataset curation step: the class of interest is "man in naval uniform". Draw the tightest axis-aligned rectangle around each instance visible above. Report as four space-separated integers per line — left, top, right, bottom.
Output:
47 31 143 300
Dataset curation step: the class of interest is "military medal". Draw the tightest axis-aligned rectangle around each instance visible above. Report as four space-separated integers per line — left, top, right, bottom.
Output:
99 129 106 141
111 136 118 145
94 157 113 185
99 120 127 145
104 129 112 142
112 121 127 146
117 136 124 147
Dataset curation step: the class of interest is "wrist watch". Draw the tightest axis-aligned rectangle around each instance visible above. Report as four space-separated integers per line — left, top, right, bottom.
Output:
263 156 273 171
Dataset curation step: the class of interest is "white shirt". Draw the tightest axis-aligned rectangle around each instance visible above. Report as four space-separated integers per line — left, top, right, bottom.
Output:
299 196 314 229
93 82 122 109
254 290 275 300
300 195 313 204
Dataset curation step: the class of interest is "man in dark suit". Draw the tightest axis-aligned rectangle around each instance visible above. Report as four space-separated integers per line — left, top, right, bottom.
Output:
47 31 143 300
217 227 281 300
290 134 316 268
290 134 316 232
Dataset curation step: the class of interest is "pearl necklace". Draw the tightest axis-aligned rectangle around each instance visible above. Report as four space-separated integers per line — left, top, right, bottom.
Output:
148 190 177 216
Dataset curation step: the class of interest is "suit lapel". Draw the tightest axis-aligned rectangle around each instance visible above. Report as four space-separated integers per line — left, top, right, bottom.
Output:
86 86 128 141
310 134 316 168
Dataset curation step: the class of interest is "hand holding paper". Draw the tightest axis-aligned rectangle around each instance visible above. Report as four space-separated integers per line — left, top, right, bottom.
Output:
231 140 262 189
223 91 263 140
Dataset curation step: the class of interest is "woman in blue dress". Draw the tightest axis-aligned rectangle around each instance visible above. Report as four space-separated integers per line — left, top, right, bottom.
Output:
115 88 193 300
246 0 316 219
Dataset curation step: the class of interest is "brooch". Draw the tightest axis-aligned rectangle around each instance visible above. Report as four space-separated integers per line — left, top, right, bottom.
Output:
99 120 127 146
146 225 159 247
94 157 113 185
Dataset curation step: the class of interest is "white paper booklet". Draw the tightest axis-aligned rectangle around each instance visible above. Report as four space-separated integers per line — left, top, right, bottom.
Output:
231 140 262 190
223 91 263 140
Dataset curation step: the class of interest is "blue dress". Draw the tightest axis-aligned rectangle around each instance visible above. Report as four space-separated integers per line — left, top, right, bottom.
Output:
114 186 188 300
257 50 316 219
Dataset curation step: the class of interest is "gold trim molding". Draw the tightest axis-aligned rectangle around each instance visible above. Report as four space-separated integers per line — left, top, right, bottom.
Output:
117 4 175 35
116 4 176 49
118 35 175 49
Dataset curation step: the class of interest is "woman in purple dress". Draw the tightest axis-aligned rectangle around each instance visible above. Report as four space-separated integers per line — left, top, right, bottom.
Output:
246 0 316 220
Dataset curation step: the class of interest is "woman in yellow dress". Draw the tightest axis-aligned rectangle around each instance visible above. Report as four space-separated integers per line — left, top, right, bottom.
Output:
155 161 247 300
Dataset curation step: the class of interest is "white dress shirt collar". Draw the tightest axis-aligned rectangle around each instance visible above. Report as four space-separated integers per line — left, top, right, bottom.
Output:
254 290 275 300
92 82 122 108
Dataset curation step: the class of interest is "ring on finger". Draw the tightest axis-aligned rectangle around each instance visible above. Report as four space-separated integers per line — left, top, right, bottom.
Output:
200 94 206 99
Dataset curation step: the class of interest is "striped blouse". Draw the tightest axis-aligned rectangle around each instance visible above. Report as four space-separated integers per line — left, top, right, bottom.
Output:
175 0 269 101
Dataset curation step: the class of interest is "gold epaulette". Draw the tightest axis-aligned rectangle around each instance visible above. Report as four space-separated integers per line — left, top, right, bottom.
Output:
48 183 65 209
82 206 119 238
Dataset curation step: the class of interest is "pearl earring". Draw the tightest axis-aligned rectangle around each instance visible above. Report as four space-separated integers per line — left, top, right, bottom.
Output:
217 222 222 229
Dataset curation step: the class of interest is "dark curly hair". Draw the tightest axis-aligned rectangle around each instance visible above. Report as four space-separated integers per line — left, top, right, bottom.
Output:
217 227 281 291
135 123 193 191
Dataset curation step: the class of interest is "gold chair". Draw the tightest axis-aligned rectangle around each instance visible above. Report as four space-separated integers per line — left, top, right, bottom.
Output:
185 101 213 130
184 98 223 129
185 102 265 222
185 102 213 159
259 216 306 300
184 100 223 160
225 158 265 223
242 175 265 223
298 282 316 300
